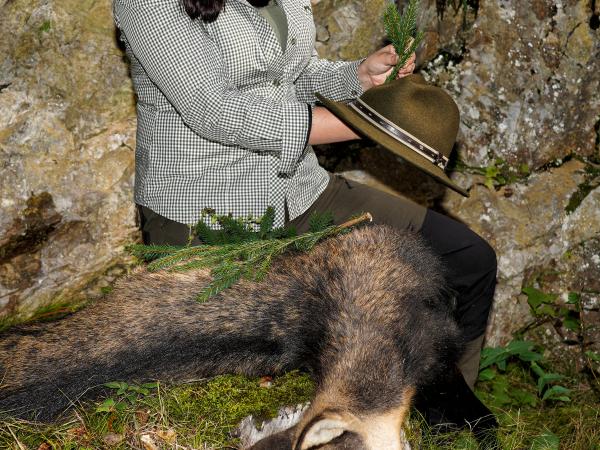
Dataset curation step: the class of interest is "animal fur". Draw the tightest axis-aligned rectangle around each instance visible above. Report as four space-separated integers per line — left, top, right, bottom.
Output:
1 225 477 449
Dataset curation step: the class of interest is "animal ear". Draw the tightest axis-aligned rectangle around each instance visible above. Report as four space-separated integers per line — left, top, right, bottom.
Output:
296 415 351 450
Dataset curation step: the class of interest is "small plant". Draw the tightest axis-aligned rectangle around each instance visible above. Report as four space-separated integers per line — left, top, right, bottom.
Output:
451 156 530 190
96 381 159 413
38 20 52 34
383 0 424 83
523 287 581 333
478 340 571 405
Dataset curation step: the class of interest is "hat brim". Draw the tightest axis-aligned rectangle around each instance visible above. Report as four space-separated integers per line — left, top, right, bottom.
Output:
315 93 469 197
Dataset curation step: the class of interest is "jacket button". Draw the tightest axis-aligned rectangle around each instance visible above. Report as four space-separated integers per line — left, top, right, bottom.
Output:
272 79 281 87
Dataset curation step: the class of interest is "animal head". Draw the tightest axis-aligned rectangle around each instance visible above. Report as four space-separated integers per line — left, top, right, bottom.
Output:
242 387 415 450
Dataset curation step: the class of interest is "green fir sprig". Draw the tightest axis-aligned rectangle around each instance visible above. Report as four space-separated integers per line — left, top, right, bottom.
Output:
383 0 424 83
127 209 372 302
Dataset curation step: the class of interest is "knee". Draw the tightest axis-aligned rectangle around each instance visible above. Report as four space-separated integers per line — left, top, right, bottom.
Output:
474 235 497 278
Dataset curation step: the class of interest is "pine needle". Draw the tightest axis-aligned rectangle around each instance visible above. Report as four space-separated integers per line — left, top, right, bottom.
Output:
383 0 425 83
127 210 373 302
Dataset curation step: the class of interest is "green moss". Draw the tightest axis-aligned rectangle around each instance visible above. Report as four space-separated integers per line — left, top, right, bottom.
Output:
38 20 52 34
565 162 600 214
0 372 315 449
0 299 89 333
3 363 598 449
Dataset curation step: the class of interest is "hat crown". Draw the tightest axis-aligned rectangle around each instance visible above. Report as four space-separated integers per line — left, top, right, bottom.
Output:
359 74 460 158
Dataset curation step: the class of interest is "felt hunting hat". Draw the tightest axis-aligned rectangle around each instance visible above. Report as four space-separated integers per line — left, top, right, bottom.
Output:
315 74 468 197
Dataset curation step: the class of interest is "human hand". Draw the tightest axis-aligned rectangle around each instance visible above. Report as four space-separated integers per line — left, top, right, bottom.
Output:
357 43 416 91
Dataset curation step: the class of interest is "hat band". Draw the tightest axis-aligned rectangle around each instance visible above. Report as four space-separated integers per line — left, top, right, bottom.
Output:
348 98 449 170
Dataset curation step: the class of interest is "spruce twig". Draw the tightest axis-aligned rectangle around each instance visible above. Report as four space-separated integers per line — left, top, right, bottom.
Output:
128 210 373 302
383 0 424 83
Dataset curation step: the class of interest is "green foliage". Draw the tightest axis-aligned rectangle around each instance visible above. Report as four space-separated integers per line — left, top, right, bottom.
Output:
479 340 571 405
452 157 530 190
0 372 314 449
96 382 159 413
128 208 369 302
192 207 295 246
38 20 52 34
565 162 600 214
530 432 560 450
383 0 424 83
308 210 334 233
0 299 89 333
522 286 582 333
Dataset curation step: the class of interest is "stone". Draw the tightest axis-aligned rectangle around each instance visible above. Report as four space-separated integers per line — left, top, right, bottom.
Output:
0 0 598 354
0 0 138 319
312 0 389 60
420 0 600 170
441 159 600 346
313 0 600 346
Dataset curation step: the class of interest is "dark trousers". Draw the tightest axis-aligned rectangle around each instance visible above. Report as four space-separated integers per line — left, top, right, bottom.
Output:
137 173 496 341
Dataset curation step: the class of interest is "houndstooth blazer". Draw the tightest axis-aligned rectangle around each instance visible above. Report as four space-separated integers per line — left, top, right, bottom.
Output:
112 0 365 227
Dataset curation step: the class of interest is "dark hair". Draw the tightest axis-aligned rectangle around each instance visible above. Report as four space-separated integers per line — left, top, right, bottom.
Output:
183 0 270 22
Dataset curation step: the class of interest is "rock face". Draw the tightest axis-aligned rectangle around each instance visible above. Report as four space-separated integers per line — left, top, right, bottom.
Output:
312 0 600 350
426 0 600 169
0 0 598 358
0 0 137 318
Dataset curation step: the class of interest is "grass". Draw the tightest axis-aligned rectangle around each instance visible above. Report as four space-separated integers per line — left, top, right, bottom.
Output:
1 364 598 449
0 372 315 449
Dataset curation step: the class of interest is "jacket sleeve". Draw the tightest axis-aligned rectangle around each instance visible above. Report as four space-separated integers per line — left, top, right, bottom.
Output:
294 46 367 104
113 0 309 175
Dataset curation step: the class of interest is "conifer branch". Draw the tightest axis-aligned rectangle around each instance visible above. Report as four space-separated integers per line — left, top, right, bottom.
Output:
383 0 424 83
128 210 373 302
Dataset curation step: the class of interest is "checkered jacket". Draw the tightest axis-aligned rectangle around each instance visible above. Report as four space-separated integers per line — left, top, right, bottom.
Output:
112 0 365 227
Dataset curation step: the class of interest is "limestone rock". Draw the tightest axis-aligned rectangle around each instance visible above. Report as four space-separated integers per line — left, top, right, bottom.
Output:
314 0 600 345
421 0 600 170
0 0 137 318
442 159 600 346
312 0 389 60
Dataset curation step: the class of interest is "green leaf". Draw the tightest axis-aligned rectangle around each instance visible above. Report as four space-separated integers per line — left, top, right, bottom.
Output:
104 381 128 390
537 373 564 394
536 304 559 317
497 359 507 371
531 432 560 450
562 316 580 332
95 398 115 413
141 382 159 389
506 341 543 362
542 385 571 402
478 367 496 381
522 286 557 310
585 351 600 362
566 292 581 304
506 340 534 354
530 361 546 378
519 163 530 175
479 347 509 369
116 401 128 411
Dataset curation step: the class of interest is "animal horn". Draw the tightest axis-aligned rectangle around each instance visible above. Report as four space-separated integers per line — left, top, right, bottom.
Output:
295 410 355 450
